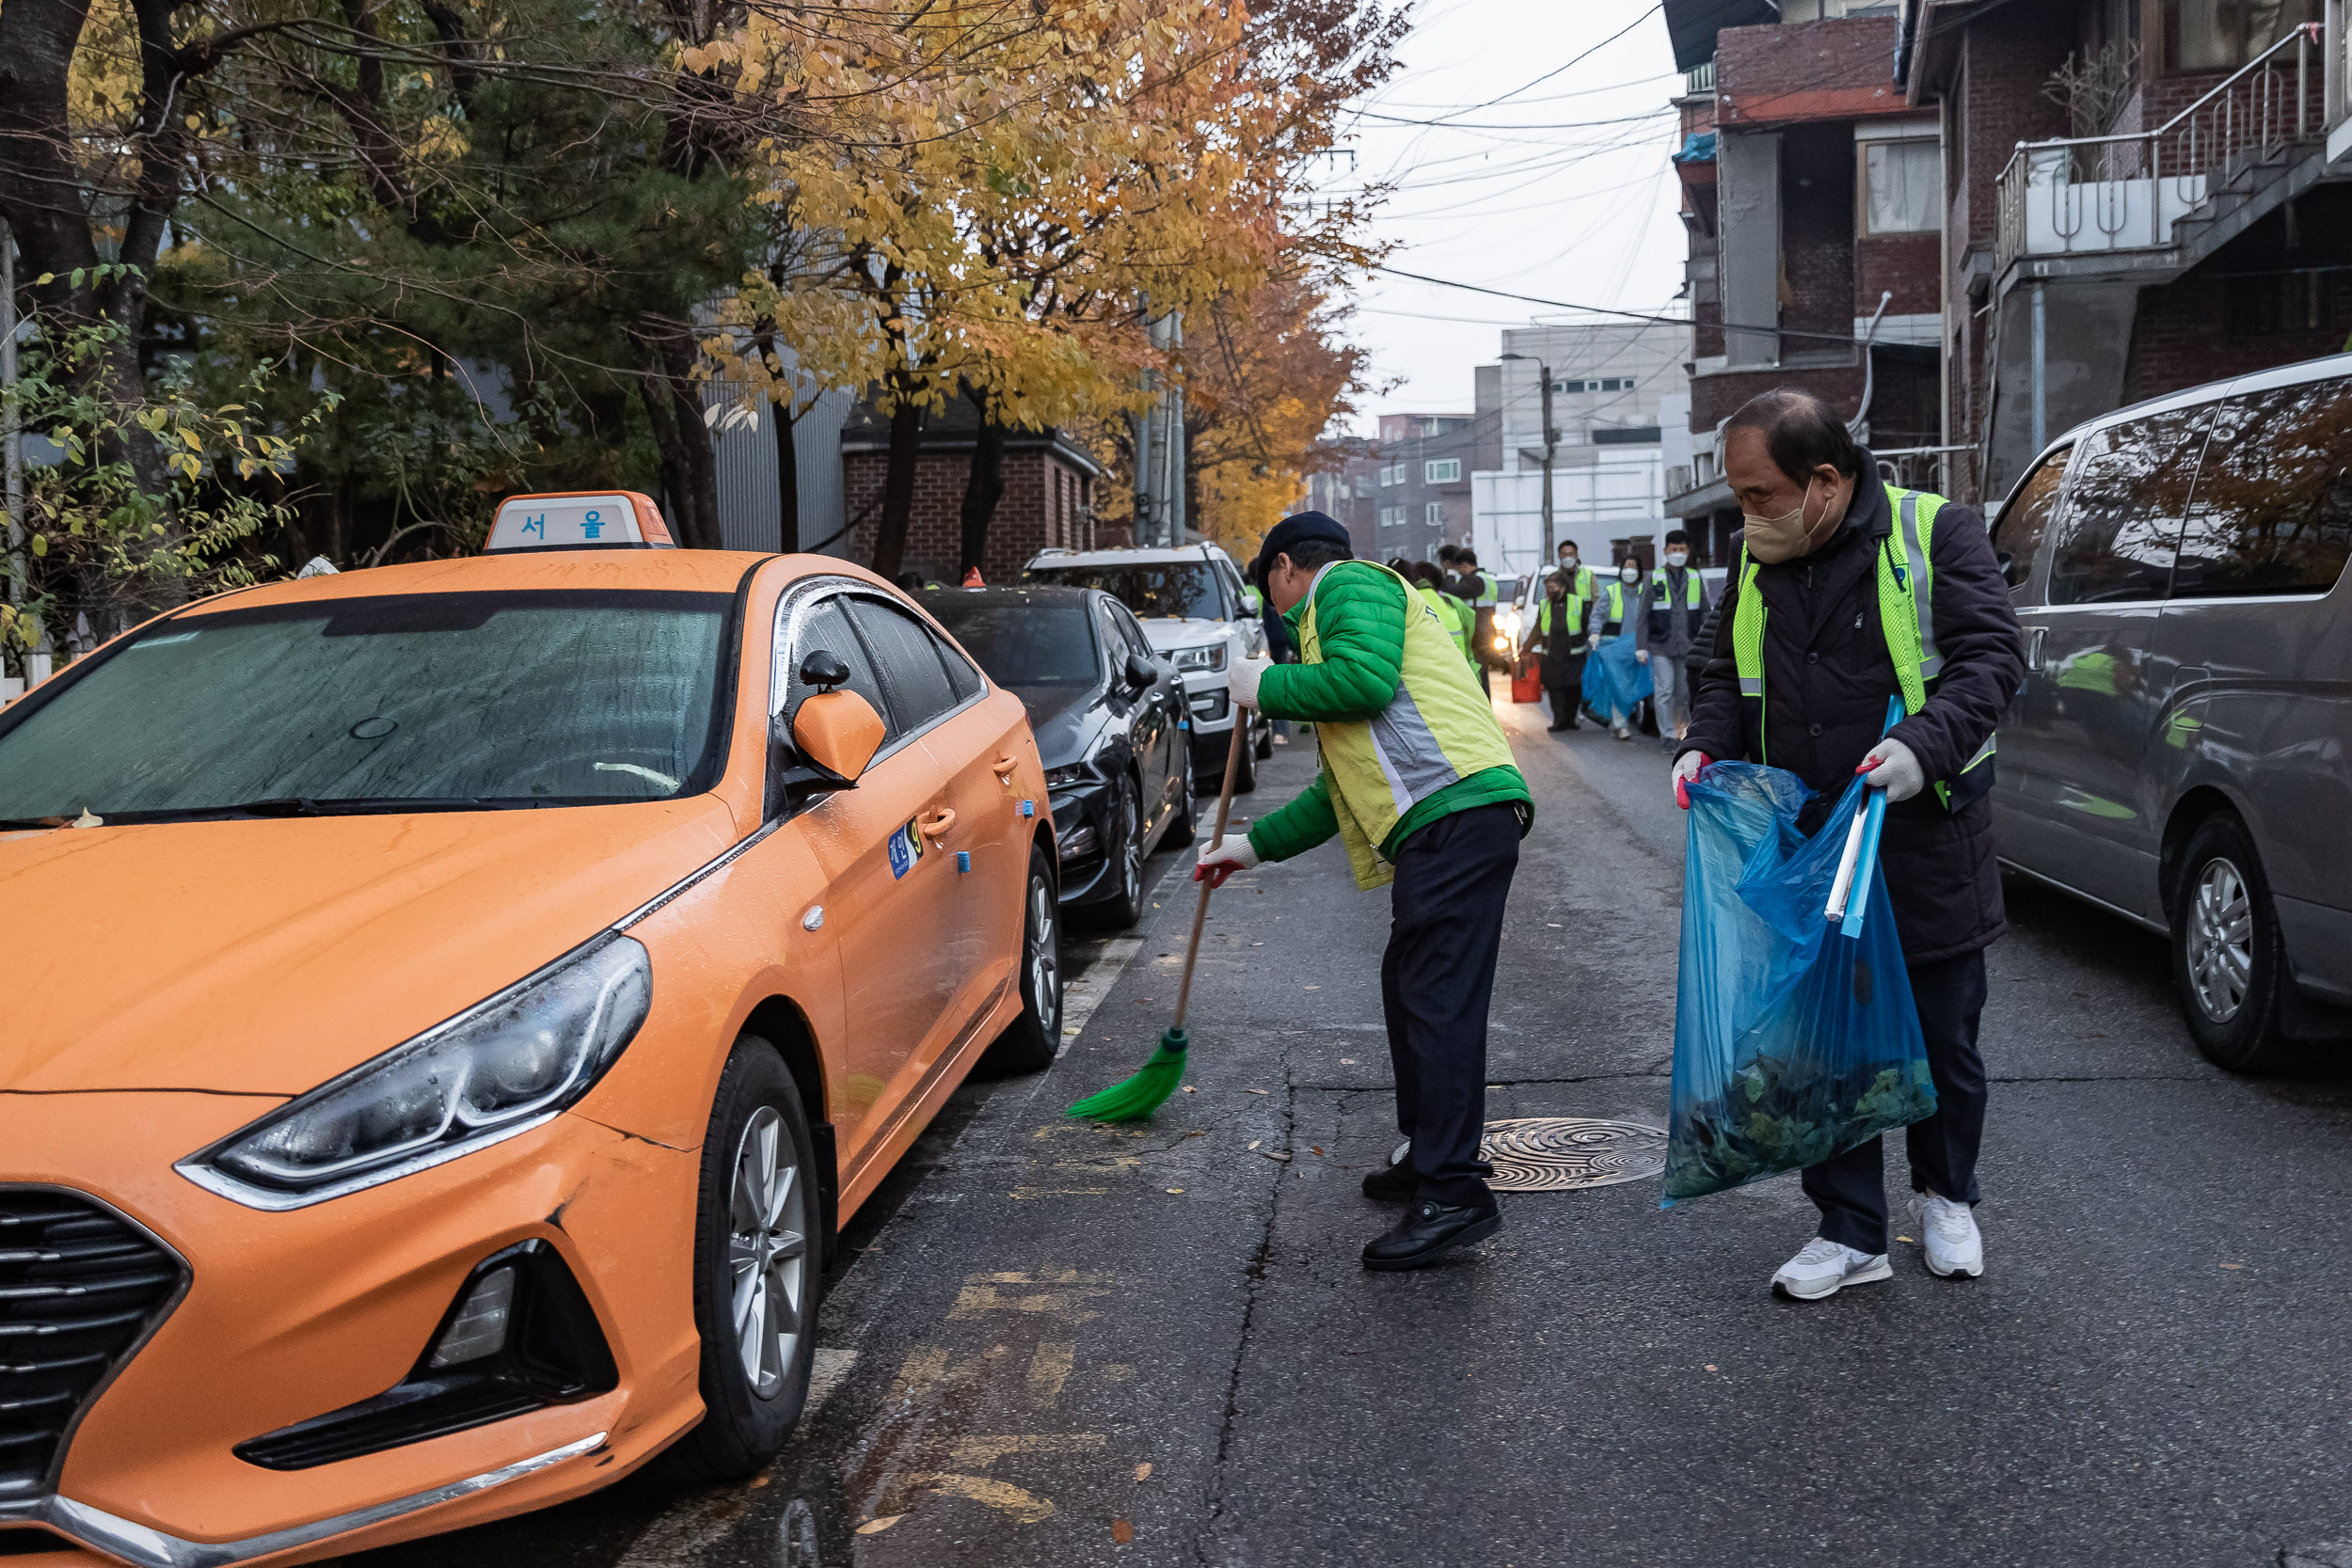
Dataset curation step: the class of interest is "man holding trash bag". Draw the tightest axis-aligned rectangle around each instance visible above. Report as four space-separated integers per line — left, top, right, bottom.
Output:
1193 511 1533 1272
1672 388 2024 1301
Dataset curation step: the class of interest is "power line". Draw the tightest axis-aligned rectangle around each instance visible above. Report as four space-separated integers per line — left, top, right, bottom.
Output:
1411 4 1666 127
1368 265 1883 347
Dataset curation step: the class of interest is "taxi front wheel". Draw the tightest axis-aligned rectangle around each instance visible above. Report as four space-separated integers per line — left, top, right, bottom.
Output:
664 1038 819 1481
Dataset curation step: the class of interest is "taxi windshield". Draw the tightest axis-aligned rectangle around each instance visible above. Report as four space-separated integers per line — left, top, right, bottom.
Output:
0 589 733 822
1023 562 1229 620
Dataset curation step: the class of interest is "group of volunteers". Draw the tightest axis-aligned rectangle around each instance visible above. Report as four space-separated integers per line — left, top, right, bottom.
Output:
1519 530 1711 744
1188 388 2025 1297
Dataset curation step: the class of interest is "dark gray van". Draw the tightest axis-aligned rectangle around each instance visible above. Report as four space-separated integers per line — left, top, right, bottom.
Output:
1989 352 2352 1071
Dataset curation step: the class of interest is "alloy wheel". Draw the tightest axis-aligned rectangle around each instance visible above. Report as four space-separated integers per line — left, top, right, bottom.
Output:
1121 785 1146 907
726 1107 808 1399
2187 856 2253 1023
1028 869 1060 1034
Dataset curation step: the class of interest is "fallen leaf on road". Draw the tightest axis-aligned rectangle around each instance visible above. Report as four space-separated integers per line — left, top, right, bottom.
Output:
1895 1235 1915 1243
2220 1262 2248 1270
1181 1085 1198 1093
1311 1147 1324 1156
1546 922 1563 928
1248 1140 1262 1149
1185 1129 1205 1136
1135 1463 1152 1481
1304 984 1320 990
856 1516 904 1535
1262 1150 1292 1163
1252 941 1264 946
1704 1364 1718 1372
1166 1187 1185 1194
750 1476 771 1489
1063 1027 1083 1036
1340 1057 1357 1065
1247 1088 1269 1095
1112 1518 1136 1544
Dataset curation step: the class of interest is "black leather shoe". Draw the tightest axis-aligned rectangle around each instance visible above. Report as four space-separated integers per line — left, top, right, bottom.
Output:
1361 1199 1502 1271
1360 1160 1416 1202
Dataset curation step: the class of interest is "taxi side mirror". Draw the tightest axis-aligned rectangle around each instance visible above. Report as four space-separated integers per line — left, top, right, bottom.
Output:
790 689 885 784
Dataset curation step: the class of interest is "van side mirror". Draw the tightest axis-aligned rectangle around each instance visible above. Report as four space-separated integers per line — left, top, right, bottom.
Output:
1241 585 1263 614
790 689 884 784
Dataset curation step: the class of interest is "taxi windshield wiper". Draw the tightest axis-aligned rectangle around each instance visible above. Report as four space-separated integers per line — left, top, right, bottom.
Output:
229 796 486 816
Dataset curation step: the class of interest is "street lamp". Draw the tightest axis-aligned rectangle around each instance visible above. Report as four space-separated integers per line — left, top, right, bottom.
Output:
1498 353 1557 569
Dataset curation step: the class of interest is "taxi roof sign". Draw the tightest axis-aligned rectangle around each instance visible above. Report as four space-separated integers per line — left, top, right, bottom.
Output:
485 491 676 552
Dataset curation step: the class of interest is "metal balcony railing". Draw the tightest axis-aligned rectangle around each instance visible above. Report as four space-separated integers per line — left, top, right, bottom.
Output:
1995 24 2325 270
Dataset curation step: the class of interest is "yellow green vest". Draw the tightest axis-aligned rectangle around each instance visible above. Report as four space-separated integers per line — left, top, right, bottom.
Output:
1537 594 1585 638
1729 483 1996 809
1417 585 1475 665
1298 563 1518 889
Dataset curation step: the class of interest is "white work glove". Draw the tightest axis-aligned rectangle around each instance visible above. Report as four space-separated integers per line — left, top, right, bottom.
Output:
1672 750 1711 811
1856 736 1925 802
1194 833 1260 889
1229 654 1272 709
1635 648 1650 664
1585 632 1601 651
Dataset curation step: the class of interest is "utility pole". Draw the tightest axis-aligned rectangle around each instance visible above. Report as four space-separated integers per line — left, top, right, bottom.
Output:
1538 363 1557 566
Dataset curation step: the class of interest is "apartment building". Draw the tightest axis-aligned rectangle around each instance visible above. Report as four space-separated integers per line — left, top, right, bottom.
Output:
1903 0 2352 503
1470 321 1688 577
1298 436 1381 560
1662 0 1949 560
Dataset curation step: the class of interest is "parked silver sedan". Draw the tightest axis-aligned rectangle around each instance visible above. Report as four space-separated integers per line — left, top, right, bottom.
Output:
1989 351 2352 1071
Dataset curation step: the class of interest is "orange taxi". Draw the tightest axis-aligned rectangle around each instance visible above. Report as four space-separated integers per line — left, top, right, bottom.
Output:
0 492 1061 1563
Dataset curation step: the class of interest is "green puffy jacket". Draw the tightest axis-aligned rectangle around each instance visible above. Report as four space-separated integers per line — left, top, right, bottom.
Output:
1248 562 1530 880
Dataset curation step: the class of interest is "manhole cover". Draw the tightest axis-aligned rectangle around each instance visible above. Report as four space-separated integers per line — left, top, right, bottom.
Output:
1478 1117 1668 1192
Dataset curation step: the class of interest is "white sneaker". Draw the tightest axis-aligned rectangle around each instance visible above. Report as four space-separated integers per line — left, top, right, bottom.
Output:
1911 1194 1984 1278
1771 1237 1892 1301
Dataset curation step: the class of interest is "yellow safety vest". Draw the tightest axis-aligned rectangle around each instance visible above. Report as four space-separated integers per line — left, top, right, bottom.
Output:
1298 563 1518 889
1729 483 1996 810
1537 594 1585 638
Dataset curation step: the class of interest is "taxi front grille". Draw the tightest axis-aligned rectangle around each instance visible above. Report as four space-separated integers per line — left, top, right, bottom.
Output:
0 1190 183 1501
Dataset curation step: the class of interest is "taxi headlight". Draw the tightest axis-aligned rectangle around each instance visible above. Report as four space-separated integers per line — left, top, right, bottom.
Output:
184 934 651 1209
1168 642 1227 673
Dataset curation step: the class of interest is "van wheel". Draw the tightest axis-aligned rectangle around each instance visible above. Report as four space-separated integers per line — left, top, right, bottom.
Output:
2172 813 2290 1072
986 842 1061 1074
664 1039 818 1481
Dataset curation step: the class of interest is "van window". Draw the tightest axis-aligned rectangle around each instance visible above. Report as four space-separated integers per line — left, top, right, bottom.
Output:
1991 447 2071 602
2046 407 2209 606
2170 379 2352 599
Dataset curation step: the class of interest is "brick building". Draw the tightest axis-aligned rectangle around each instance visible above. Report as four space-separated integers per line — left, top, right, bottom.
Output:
1662 0 1948 553
1367 413 1478 564
836 398 1104 584
1901 0 2352 502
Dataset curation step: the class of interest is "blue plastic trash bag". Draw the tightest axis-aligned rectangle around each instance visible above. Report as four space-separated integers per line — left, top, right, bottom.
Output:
1583 634 1653 720
1661 762 1936 1204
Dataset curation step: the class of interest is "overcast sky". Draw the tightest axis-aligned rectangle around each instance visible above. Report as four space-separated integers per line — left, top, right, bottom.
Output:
1325 0 1689 433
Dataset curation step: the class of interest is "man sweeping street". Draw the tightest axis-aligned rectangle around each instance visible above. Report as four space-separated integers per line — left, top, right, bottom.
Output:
1194 512 1532 1271
1673 388 2025 1302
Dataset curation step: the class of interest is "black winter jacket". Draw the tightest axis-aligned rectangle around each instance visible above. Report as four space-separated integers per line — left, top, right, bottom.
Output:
1678 470 2026 964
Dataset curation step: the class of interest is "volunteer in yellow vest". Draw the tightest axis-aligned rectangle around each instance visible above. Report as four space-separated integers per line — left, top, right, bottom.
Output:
1674 388 2025 1304
1195 512 1532 1272
1407 560 1479 669
1635 528 1711 752
1584 559 1645 739
1527 567 1588 732
1553 539 1597 609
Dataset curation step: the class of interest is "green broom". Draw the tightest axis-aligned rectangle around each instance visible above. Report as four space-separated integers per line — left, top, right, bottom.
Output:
1066 705 1252 1122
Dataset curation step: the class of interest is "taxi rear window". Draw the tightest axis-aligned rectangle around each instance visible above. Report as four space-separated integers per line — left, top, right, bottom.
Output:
0 590 734 822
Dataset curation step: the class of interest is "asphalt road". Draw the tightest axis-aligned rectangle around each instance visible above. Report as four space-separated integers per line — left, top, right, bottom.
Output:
355 697 2352 1568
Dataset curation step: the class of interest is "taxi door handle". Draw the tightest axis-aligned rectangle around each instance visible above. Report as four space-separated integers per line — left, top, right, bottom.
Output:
919 809 957 838
992 754 1019 777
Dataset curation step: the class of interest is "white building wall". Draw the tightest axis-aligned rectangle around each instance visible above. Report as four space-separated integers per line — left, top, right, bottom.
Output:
1471 448 1665 579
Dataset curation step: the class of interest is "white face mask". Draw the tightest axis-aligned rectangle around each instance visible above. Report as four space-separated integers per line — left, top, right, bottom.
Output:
1741 477 1832 564
1620 565 1640 584
1664 550 1688 568
1559 552 1577 568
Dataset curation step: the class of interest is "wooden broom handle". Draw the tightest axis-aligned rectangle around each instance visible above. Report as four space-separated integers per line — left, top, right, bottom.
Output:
1171 706 1250 1031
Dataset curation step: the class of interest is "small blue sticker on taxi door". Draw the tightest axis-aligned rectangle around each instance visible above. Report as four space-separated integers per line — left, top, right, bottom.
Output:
887 817 924 879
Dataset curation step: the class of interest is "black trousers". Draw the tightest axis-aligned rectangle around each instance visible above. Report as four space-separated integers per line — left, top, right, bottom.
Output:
1382 804 1520 1207
1802 948 1989 1254
1545 684 1581 727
